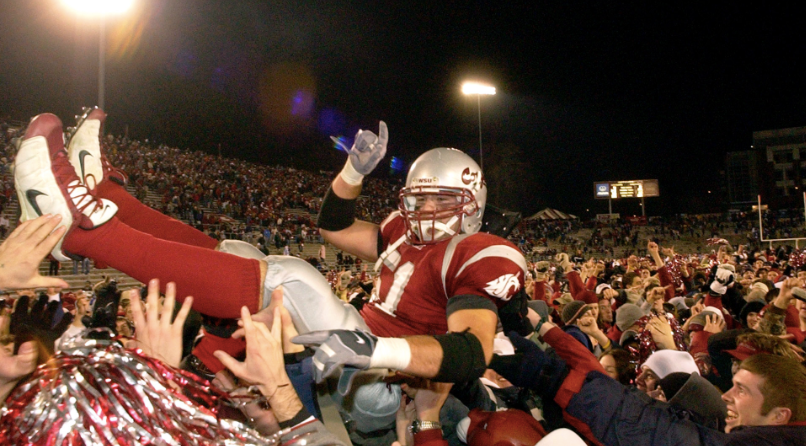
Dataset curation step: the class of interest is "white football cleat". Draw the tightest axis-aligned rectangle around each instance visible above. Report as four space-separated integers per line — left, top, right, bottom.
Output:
67 106 128 190
14 113 118 261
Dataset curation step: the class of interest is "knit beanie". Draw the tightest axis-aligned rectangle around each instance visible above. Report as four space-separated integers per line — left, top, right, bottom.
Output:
562 300 591 325
739 300 766 327
553 292 573 306
578 290 598 305
641 350 699 378
751 281 770 295
615 303 644 331
745 289 767 304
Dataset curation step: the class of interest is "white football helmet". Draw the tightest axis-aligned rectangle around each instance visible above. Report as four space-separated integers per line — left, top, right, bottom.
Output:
399 148 487 244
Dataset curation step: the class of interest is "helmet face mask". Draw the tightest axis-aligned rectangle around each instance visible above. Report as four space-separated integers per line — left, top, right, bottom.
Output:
399 148 486 245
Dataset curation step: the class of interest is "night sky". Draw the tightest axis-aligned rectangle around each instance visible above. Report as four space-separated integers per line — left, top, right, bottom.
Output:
3 1 806 218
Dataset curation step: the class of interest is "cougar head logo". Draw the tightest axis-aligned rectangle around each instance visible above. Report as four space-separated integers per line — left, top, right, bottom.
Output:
461 167 479 185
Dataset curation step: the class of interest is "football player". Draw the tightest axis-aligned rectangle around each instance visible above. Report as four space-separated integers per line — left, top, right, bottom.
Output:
303 122 528 387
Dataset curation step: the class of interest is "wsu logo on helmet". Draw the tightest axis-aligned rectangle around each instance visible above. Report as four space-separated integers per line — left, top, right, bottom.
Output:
461 168 480 185
484 272 521 300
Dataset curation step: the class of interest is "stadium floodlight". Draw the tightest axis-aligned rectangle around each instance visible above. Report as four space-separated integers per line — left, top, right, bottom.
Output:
461 82 496 170
462 82 496 96
62 0 134 16
62 0 135 110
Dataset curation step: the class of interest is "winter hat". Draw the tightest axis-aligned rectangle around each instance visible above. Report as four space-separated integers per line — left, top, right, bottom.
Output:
615 303 644 331
739 301 766 327
703 306 725 323
688 308 723 330
751 281 770 295
641 350 699 378
668 296 689 312
595 283 612 295
562 300 591 325
578 290 598 305
535 428 587 446
745 288 767 305
724 337 778 361
553 292 573 306
527 300 550 323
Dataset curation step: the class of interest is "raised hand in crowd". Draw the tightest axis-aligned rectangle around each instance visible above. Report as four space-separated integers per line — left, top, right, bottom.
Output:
128 279 193 368
214 306 303 423
703 314 726 334
234 286 304 355
646 313 678 351
0 214 68 291
774 277 803 311
577 313 612 352
0 339 37 403
10 293 72 358
645 285 667 313
647 240 664 267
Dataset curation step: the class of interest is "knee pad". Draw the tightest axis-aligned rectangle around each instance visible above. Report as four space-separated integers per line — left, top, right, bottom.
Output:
217 240 265 260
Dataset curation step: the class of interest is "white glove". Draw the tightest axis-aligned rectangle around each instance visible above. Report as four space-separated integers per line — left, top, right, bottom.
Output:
338 121 388 185
714 266 734 285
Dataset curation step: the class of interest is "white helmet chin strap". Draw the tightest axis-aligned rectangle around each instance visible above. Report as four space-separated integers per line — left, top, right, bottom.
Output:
415 215 460 242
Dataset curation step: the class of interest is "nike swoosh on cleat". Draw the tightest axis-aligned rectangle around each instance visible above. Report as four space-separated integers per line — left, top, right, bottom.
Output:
79 150 93 180
353 333 365 344
25 189 46 216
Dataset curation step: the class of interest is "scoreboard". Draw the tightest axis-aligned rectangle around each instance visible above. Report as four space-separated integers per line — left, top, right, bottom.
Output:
594 180 659 200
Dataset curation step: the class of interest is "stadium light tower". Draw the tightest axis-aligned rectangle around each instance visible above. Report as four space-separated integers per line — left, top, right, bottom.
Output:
462 82 496 171
62 0 135 110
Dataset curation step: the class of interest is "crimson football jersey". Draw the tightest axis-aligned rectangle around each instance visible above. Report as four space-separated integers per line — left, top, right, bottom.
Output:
361 212 527 337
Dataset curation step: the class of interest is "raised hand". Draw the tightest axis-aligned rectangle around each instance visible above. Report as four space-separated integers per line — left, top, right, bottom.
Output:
128 279 193 368
233 287 304 354
348 121 388 175
0 215 68 290
0 340 38 402
703 314 726 334
214 306 291 398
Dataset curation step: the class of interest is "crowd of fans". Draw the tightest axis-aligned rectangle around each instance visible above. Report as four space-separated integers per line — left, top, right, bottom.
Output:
103 133 400 249
2 118 806 445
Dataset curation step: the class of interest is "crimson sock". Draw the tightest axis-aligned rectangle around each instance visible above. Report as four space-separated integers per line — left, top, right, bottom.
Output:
193 330 246 374
95 181 217 249
63 218 261 318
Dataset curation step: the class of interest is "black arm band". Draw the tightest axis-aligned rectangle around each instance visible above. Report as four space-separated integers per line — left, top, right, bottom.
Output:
432 330 487 384
446 294 498 318
317 186 357 231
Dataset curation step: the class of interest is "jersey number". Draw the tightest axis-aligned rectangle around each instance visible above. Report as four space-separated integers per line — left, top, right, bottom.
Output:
378 261 414 316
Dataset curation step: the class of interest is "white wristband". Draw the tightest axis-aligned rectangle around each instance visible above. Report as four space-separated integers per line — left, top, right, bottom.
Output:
339 159 365 186
370 337 412 371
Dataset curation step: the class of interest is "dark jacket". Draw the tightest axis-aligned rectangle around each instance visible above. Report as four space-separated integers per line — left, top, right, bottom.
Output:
565 369 806 446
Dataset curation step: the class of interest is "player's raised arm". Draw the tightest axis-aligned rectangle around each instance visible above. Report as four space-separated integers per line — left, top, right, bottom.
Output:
318 122 388 262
